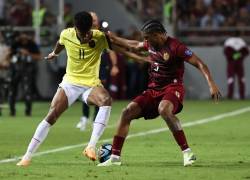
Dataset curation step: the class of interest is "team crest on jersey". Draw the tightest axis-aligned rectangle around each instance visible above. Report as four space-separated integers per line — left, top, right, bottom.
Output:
163 52 170 61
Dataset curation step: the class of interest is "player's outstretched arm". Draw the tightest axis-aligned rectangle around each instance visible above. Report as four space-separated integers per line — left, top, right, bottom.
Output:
112 44 151 64
187 54 222 102
107 31 144 52
44 41 65 60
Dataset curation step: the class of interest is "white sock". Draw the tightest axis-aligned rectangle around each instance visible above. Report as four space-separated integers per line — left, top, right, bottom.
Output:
182 148 191 153
111 154 120 160
80 116 88 124
88 106 111 147
22 120 51 160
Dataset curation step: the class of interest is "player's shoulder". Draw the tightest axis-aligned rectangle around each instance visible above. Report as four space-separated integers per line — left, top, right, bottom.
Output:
60 27 75 38
167 36 187 52
168 36 184 46
92 29 105 38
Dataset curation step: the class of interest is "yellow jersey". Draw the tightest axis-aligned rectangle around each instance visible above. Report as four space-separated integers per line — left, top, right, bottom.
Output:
59 27 110 87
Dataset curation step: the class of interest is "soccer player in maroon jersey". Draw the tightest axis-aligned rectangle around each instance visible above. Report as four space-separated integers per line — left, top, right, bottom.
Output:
224 35 249 99
98 20 221 167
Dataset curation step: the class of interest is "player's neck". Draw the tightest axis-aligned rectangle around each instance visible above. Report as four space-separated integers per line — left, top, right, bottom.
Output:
75 30 93 44
155 35 168 50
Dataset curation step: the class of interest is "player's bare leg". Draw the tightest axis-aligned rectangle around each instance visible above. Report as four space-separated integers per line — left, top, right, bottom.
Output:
17 88 68 167
83 86 112 161
158 100 196 166
98 102 142 166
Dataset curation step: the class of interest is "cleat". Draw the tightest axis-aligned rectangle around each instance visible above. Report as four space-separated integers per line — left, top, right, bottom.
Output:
83 146 97 161
97 158 121 167
76 117 88 131
183 150 196 167
76 121 82 129
79 124 86 131
16 159 31 167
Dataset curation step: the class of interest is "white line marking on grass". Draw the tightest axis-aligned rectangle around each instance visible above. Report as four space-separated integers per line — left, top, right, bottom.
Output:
1 106 250 164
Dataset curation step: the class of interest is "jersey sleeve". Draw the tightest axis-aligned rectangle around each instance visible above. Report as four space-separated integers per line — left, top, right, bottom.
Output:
59 29 66 45
176 42 193 62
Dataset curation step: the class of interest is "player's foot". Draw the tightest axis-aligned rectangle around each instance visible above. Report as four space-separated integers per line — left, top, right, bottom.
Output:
183 149 196 166
76 117 88 131
83 146 96 161
97 158 121 167
16 159 31 167
76 121 82 129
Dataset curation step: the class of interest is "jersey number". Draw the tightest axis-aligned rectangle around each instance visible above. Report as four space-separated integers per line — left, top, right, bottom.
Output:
153 62 159 72
79 49 84 59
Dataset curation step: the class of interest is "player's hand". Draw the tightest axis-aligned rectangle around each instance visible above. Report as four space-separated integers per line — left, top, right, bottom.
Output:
106 31 115 43
210 84 222 103
44 51 58 60
110 65 119 76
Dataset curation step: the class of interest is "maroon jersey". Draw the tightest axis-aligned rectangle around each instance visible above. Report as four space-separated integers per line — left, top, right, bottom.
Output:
144 37 193 90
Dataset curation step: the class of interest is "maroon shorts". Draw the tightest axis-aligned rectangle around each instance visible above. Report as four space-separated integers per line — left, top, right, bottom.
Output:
133 83 185 119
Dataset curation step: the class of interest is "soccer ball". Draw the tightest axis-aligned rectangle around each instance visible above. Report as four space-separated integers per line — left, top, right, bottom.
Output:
98 143 112 163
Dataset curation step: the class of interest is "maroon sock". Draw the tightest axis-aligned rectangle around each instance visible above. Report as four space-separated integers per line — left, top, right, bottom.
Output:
112 135 125 156
173 130 189 151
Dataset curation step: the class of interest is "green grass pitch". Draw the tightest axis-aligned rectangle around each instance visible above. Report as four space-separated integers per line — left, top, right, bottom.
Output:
0 100 250 180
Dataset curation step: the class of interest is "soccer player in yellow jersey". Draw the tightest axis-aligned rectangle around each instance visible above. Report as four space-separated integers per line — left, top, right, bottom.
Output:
17 11 146 167
76 11 119 131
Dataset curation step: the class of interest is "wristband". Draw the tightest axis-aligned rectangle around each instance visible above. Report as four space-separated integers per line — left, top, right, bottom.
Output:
51 51 59 56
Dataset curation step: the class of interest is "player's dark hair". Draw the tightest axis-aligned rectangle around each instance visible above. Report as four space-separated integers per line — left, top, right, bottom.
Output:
141 20 166 34
74 11 93 33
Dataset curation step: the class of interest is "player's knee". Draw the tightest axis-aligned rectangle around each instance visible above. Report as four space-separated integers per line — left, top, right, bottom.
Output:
121 106 136 123
158 103 173 119
121 107 131 120
99 95 112 106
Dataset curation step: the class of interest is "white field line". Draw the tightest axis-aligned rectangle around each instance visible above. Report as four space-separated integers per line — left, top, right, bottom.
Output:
1 106 250 164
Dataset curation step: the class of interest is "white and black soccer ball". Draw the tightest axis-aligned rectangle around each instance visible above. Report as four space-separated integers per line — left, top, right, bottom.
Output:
98 143 112 163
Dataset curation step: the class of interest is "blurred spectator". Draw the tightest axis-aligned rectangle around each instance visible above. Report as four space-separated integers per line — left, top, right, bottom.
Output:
246 0 250 12
32 1 56 46
223 16 236 27
200 6 225 28
64 3 74 28
164 0 173 23
109 30 127 99
121 0 163 23
8 0 32 26
224 32 249 99
237 7 250 26
32 0 55 27
123 0 139 13
109 52 127 99
141 0 163 22
8 33 41 116
125 29 141 98
0 0 6 25
179 0 250 28
0 32 10 116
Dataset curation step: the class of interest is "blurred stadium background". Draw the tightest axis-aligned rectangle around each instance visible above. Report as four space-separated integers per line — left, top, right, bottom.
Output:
0 0 250 101
0 0 250 179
